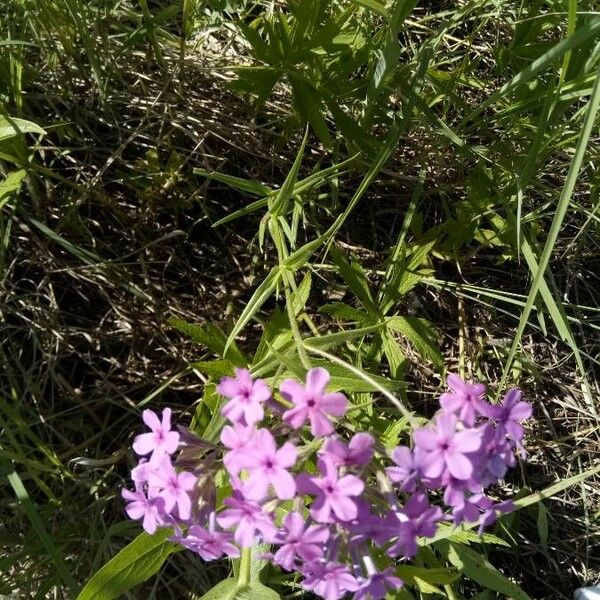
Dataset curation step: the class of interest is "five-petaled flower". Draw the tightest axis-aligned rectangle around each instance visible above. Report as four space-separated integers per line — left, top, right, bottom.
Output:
132 408 180 464
281 368 348 437
218 368 270 427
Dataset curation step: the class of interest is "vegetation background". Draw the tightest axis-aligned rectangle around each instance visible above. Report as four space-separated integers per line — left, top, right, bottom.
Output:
1 0 599 598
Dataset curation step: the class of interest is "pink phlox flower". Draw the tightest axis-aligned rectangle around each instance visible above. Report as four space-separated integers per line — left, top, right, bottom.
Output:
386 445 419 492
243 428 297 500
414 413 482 481
477 498 514 533
487 389 532 446
217 493 277 547
386 492 443 559
273 511 329 571
322 433 374 468
173 517 239 561
220 423 256 475
218 368 270 427
298 457 364 523
281 368 348 437
121 485 165 534
354 567 404 600
344 499 390 546
132 408 180 465
301 561 359 600
440 374 489 426
148 456 197 520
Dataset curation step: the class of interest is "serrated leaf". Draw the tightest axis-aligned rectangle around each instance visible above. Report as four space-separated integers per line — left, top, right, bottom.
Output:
76 530 179 600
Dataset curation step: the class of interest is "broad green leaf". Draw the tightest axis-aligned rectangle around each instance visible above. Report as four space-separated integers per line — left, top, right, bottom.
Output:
440 541 532 600
319 303 370 322
198 579 237 600
199 579 280 600
76 530 179 600
0 116 45 141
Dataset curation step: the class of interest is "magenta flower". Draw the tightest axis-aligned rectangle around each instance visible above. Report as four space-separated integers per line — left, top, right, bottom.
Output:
121 486 165 534
217 494 277 547
174 522 239 561
281 368 348 437
386 492 443 559
132 408 180 464
322 433 374 468
273 512 329 571
440 374 489 426
414 413 481 480
148 457 197 520
302 561 359 600
218 368 270 426
298 457 364 523
243 429 297 500
385 446 419 492
220 423 256 475
487 389 532 443
354 567 404 600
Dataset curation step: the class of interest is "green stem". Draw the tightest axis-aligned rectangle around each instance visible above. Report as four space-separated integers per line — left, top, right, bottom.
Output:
238 547 252 587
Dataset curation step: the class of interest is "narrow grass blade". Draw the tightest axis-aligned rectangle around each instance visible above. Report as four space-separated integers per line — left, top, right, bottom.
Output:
6 468 77 592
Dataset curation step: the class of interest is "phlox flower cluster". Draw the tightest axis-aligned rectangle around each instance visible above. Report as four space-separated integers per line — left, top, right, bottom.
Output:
122 368 532 600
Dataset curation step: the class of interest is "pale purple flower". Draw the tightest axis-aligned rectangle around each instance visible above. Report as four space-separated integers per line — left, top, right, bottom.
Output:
243 429 297 500
220 423 256 475
148 457 196 520
322 433 374 468
132 408 180 464
344 499 390 546
173 520 239 561
354 567 403 600
298 457 364 523
386 493 443 559
478 499 514 533
217 494 277 547
282 368 348 437
121 486 165 534
218 368 270 426
440 374 489 426
273 512 329 571
487 389 532 443
386 446 419 492
302 561 359 600
413 413 481 480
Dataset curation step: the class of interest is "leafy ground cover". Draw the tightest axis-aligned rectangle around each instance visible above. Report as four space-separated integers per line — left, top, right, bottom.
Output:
1 0 599 598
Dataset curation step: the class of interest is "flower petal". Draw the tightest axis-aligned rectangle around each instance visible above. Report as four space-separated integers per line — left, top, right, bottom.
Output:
306 367 330 395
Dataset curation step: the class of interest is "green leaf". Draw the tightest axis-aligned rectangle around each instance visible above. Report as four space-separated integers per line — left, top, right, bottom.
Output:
330 245 379 315
193 169 271 196
76 530 179 600
0 116 45 141
198 579 237 600
387 316 443 367
198 579 280 600
0 169 26 206
440 541 533 600
350 0 389 18
169 318 246 365
224 267 282 352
